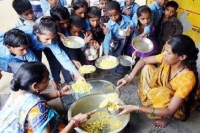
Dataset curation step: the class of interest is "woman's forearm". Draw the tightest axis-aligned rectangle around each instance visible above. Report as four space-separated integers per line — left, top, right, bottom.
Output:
60 121 76 133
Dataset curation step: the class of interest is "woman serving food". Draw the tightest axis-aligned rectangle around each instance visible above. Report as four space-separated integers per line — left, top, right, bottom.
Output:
117 35 199 128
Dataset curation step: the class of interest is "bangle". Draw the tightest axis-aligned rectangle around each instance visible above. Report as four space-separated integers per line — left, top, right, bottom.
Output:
69 118 79 127
150 107 155 116
136 105 140 113
124 74 132 81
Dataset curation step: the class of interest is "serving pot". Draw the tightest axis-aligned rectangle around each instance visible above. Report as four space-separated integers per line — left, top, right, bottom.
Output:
68 94 130 133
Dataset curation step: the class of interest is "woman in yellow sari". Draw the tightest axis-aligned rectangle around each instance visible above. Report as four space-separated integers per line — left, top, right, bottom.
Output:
117 35 199 128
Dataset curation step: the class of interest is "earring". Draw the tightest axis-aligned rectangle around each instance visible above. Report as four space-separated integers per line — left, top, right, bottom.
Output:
35 89 39 93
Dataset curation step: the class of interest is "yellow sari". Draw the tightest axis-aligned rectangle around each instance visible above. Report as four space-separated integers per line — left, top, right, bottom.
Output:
138 54 196 119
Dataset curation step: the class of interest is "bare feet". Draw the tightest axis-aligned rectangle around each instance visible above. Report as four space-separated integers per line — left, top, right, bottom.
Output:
152 117 174 128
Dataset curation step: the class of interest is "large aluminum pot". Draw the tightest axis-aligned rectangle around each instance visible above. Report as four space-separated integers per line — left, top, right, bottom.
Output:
68 94 130 133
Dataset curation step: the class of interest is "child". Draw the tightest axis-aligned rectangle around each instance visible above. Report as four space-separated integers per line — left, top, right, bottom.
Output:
40 0 68 16
120 0 140 19
12 0 37 26
0 29 38 74
155 1 183 53
103 1 134 78
129 5 158 59
87 6 104 46
16 17 85 83
99 0 112 23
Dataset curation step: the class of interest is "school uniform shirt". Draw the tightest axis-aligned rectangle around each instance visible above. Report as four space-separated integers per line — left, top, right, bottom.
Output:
149 1 163 26
15 16 37 27
120 1 139 19
16 26 78 75
0 34 38 72
103 15 134 54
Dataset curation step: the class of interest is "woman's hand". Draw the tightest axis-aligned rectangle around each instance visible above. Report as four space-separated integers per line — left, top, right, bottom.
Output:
72 60 82 68
58 32 68 42
118 105 135 115
117 75 132 88
61 85 72 96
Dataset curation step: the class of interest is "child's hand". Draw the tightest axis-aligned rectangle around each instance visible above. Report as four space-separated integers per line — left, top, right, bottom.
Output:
122 8 131 15
61 85 72 96
105 53 109 57
103 27 109 34
58 32 68 42
139 33 147 38
89 40 100 49
83 32 92 44
72 60 82 68
132 51 137 59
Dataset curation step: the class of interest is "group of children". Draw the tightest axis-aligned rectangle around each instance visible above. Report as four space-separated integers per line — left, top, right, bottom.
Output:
0 0 183 86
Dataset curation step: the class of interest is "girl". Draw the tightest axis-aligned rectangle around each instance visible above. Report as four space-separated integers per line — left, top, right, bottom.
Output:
117 35 199 128
17 17 85 86
99 0 112 23
128 5 158 59
0 62 93 132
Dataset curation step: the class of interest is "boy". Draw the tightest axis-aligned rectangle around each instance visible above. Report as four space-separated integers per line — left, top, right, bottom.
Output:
87 6 105 46
99 0 112 23
103 1 134 78
155 1 183 53
0 29 38 73
120 0 139 19
12 0 37 27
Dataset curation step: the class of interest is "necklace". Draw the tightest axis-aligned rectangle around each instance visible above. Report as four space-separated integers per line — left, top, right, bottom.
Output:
169 66 186 81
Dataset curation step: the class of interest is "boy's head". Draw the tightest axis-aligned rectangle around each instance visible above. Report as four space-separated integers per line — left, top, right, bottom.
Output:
71 0 88 18
87 6 101 28
12 0 36 20
156 0 168 7
164 1 178 18
4 29 30 56
125 0 135 6
106 1 121 22
99 0 112 10
46 0 59 8
50 5 70 30
68 15 83 36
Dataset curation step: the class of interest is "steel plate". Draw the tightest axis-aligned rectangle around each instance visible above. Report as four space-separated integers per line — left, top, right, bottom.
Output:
95 55 119 70
131 37 154 53
63 36 85 49
118 55 135 66
78 65 96 74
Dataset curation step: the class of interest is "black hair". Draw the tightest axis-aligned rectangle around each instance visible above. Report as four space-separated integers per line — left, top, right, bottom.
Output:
165 1 179 10
68 15 83 29
106 1 120 12
3 29 31 47
87 6 101 18
50 5 70 21
33 16 58 35
10 62 49 92
12 0 32 15
71 0 88 11
167 35 199 120
136 5 151 18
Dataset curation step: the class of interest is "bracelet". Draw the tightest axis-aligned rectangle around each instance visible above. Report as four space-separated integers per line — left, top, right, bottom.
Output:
124 74 132 81
69 118 79 127
150 107 155 116
136 105 140 113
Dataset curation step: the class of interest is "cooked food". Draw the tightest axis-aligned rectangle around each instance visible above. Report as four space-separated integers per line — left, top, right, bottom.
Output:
99 99 109 108
63 39 83 48
79 65 96 74
80 111 122 133
106 93 119 101
71 79 92 93
99 58 117 69
107 101 119 111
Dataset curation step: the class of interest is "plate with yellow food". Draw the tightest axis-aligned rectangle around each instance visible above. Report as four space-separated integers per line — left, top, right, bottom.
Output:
79 65 96 74
63 36 85 49
95 55 119 70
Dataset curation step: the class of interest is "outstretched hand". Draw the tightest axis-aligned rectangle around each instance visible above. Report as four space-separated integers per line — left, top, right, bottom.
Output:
118 105 134 115
61 85 72 96
72 111 95 124
117 76 132 88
